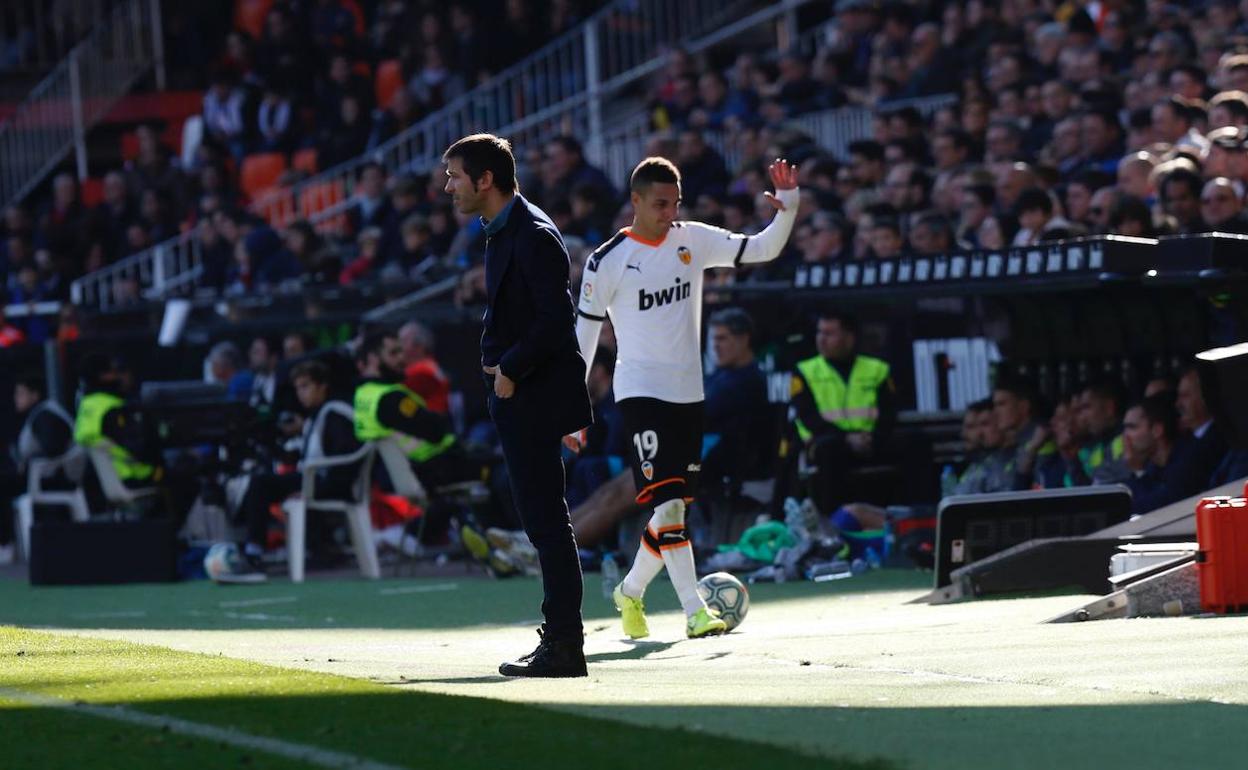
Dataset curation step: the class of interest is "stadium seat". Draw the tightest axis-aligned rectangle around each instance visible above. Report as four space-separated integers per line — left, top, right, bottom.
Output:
85 444 159 514
292 147 318 174
375 60 403 109
282 403 379 583
240 152 288 200
298 179 345 218
340 0 366 37
255 188 295 226
14 446 89 562
233 0 274 39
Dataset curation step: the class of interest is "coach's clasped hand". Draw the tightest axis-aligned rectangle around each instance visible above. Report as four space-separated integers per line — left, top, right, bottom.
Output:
482 364 515 399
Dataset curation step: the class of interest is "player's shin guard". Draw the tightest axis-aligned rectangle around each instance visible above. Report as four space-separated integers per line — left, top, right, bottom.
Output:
650 499 705 616
621 524 665 599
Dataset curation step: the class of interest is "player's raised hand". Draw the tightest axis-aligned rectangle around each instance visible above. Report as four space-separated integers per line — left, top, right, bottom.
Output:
763 158 798 211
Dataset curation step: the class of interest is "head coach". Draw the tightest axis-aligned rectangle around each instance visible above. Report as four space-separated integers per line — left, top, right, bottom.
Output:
443 133 593 677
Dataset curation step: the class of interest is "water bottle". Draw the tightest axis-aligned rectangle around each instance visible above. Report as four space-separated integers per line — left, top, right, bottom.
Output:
601 552 620 600
940 464 957 497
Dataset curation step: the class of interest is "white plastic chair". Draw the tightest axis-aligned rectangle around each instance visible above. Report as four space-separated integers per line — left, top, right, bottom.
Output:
14 446 89 562
86 444 160 513
282 438 379 584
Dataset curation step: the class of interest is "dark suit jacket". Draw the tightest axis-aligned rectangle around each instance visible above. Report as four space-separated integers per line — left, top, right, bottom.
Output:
482 194 592 438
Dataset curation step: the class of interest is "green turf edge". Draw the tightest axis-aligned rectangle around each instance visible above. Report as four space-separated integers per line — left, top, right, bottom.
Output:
0 627 898 770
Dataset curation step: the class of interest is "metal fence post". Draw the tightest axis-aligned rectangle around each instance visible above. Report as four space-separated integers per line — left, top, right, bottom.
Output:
584 19 605 167
68 49 87 181
149 0 167 91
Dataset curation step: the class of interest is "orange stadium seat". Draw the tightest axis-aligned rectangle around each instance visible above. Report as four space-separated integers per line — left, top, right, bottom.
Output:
299 180 345 219
256 189 295 226
375 60 403 109
292 148 319 174
119 131 140 161
240 152 288 199
341 0 366 37
234 0 274 38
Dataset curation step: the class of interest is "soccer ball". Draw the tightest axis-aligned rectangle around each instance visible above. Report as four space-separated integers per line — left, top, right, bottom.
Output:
203 542 242 582
697 571 750 631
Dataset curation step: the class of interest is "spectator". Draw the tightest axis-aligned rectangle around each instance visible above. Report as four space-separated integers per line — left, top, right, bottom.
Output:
677 129 731 204
1200 177 1248 233
1159 167 1207 234
702 308 770 489
790 311 897 514
868 216 903 259
1176 367 1229 484
1153 96 1211 155
1013 187 1070 246
208 341 243 387
542 136 617 207
398 320 450 415
202 68 247 162
1108 194 1157 237
1117 152 1157 202
908 211 952 256
255 84 295 154
346 163 393 235
319 94 372 168
957 184 995 248
1122 394 1209 514
1073 379 1129 485
803 211 850 263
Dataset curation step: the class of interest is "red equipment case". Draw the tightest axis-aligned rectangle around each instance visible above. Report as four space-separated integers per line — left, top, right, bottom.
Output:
1195 494 1248 613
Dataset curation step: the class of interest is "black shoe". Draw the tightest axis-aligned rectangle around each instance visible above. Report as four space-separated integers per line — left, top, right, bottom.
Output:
499 627 587 678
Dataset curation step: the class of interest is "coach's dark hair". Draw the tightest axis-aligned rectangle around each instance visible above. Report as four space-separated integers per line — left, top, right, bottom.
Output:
290 359 330 385
816 310 859 336
630 156 681 193
442 133 517 194
709 307 755 342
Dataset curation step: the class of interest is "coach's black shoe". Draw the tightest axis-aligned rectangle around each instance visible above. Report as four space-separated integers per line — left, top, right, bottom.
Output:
499 627 587 678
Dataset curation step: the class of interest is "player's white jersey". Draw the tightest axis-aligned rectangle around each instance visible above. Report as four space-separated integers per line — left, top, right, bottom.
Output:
577 185 797 403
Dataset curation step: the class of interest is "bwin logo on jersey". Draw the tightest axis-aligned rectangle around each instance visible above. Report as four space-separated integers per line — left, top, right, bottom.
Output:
638 277 692 310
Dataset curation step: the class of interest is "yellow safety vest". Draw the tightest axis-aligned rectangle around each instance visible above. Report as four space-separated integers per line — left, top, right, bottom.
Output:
73 392 155 481
1079 433 1125 475
794 355 890 441
353 381 454 463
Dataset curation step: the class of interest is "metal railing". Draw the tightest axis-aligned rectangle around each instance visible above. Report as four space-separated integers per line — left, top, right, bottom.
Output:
255 0 762 225
73 0 772 309
0 0 162 208
0 0 122 79
70 227 200 310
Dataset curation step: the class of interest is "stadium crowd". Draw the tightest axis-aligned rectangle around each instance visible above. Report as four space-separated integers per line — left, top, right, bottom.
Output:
11 0 1248 343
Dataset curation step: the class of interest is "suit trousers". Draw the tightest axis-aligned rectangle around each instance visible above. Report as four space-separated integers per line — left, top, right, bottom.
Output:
490 392 584 639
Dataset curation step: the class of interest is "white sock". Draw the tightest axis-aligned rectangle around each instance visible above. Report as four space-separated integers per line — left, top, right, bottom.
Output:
621 525 665 599
649 499 706 616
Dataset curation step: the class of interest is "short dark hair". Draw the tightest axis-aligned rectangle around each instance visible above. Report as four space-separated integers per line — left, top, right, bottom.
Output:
968 398 994 414
708 307 755 342
848 139 885 162
817 310 859 336
356 329 397 364
1132 392 1179 441
630 156 681 193
1161 167 1203 201
442 133 517 194
993 373 1038 406
1082 377 1125 413
15 370 45 396
966 184 995 207
1015 187 1053 216
290 359 330 385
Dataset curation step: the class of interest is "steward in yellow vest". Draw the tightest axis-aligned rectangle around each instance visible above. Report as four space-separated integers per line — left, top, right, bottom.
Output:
73 353 158 484
788 313 897 514
352 332 455 463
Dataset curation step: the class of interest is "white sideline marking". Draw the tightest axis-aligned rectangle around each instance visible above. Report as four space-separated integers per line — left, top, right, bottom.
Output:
0 687 408 770
222 612 297 622
219 596 298 608
378 583 458 596
70 611 148 619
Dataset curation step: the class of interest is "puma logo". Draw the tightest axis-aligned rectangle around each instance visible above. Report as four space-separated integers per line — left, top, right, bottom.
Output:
626 263 642 272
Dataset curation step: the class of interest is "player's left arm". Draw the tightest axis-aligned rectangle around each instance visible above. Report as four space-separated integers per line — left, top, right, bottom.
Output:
694 159 800 269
